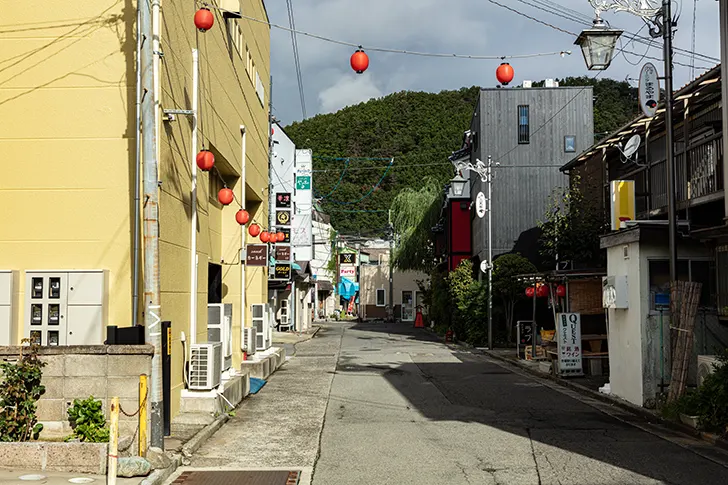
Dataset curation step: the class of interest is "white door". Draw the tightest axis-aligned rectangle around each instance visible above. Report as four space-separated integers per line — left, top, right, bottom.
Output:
401 290 414 321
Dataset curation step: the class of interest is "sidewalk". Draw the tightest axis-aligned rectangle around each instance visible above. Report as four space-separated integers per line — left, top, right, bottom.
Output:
0 469 138 485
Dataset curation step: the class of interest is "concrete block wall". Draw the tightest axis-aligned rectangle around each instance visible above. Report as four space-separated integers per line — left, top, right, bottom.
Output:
0 345 152 453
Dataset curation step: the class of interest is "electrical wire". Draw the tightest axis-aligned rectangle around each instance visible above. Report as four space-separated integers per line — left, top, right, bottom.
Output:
314 158 350 199
691 0 698 79
619 24 653 66
320 159 394 205
285 0 306 119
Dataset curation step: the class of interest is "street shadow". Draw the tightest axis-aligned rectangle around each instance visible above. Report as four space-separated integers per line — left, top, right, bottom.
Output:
334 322 728 484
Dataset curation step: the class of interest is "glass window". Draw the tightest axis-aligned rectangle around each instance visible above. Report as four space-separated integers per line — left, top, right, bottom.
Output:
649 259 714 310
518 105 530 144
376 289 386 307
565 135 576 153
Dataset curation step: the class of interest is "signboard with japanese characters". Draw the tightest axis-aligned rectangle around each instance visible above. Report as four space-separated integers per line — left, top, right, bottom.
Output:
276 210 291 226
639 63 659 118
296 176 311 190
278 227 290 243
276 192 291 208
273 263 291 281
557 313 583 376
516 320 533 358
245 245 268 267
275 245 291 262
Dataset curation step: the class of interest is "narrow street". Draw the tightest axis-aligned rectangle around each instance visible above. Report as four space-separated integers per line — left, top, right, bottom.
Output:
175 322 728 485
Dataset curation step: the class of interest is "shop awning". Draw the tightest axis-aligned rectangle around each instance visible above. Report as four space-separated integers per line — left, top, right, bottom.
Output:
317 280 334 292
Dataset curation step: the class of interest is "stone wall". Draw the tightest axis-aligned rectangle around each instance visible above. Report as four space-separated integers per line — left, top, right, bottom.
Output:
0 345 152 454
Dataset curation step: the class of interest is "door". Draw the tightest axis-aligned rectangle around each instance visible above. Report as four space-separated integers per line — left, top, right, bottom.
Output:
415 291 425 314
26 273 68 346
401 290 414 321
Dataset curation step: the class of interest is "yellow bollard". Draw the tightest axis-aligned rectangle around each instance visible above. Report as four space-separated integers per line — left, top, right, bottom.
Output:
108 397 119 485
139 374 148 457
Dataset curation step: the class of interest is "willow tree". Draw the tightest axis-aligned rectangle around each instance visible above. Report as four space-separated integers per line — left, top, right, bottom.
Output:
390 178 444 272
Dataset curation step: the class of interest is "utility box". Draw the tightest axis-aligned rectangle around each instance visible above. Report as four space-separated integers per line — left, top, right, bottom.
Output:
0 271 17 345
25 270 107 346
602 275 629 309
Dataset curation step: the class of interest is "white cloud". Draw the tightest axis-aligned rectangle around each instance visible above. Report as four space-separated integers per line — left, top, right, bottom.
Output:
318 72 383 113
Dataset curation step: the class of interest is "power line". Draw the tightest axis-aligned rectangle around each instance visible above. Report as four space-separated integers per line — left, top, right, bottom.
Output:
285 0 306 119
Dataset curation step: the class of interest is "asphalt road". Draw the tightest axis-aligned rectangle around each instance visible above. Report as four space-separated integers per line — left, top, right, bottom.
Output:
311 321 728 485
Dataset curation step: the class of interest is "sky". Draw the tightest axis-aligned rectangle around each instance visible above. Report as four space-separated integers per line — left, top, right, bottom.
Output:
266 0 721 125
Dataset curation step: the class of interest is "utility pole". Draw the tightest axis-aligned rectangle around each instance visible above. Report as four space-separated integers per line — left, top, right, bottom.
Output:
388 209 394 323
662 0 678 284
486 156 494 350
140 0 163 448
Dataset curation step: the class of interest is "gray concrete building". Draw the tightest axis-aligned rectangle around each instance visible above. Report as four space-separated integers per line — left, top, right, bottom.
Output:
463 84 594 264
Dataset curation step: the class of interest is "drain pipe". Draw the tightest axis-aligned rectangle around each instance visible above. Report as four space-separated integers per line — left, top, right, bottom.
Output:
132 5 142 326
240 126 247 355
189 49 199 345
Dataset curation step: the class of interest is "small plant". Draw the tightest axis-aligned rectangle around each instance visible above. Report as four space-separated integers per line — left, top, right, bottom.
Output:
66 396 109 443
0 339 46 441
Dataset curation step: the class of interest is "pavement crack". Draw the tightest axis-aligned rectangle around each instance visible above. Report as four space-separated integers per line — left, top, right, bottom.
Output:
526 427 543 485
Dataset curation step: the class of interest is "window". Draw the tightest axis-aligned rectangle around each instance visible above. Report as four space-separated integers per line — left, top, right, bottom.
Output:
564 135 576 153
226 19 243 56
246 45 253 79
518 105 530 144
649 259 715 310
376 288 386 307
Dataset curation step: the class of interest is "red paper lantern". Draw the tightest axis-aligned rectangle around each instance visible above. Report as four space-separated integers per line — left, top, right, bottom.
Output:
235 209 249 225
536 284 549 298
194 8 214 32
277 231 285 242
248 223 261 237
556 284 567 298
525 286 535 298
496 62 514 86
350 48 369 74
196 149 214 171
260 231 270 243
217 188 233 205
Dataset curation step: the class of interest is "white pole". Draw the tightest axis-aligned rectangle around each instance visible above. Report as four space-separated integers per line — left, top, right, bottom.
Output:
189 49 199 346
487 156 494 350
240 127 247 348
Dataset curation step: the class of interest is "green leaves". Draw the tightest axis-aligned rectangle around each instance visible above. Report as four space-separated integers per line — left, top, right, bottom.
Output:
67 396 109 443
0 341 47 441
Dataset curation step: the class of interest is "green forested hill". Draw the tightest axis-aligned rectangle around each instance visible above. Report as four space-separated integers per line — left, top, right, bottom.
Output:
284 78 636 235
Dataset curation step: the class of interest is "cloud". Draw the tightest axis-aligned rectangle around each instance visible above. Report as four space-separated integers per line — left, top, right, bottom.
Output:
318 72 383 113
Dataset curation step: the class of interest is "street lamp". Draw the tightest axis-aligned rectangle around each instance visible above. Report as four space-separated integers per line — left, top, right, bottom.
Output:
574 17 622 70
449 174 468 198
578 0 679 286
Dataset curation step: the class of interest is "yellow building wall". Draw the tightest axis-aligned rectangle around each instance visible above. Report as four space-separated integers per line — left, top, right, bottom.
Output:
159 0 270 418
0 1 135 337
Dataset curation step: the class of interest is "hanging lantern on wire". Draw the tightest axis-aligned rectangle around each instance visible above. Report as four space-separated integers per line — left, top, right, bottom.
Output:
235 209 249 225
277 231 285 242
260 231 270 243
217 187 233 205
194 7 214 32
525 286 535 298
350 47 369 74
196 149 215 171
496 62 514 86
248 223 261 237
556 284 567 298
270 231 278 242
536 284 549 298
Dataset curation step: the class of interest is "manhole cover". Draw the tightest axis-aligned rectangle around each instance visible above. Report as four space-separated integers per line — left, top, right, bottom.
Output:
173 470 300 485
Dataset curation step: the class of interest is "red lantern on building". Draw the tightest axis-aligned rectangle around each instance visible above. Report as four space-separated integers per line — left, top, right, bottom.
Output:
248 223 261 237
350 48 369 74
194 7 214 32
196 149 214 171
536 284 549 298
260 231 270 243
270 232 278 242
277 231 285 242
217 187 233 205
556 284 567 298
526 286 535 298
235 209 249 225
496 62 514 86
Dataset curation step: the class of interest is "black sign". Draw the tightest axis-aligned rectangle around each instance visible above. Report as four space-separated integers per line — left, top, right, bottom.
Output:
273 263 291 280
519 321 533 345
246 245 268 266
276 192 291 208
339 253 356 265
276 210 291 226
276 245 291 262
278 227 290 243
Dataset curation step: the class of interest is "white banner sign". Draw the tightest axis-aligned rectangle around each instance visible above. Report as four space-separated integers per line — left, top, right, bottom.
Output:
339 266 356 278
557 313 583 376
476 192 486 219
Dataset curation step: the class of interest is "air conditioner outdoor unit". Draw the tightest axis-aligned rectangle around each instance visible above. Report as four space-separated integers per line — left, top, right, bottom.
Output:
698 355 720 386
188 342 222 391
252 303 269 351
242 327 257 356
207 303 233 371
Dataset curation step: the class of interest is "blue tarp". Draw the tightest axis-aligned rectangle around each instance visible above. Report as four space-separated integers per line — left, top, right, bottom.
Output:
337 277 359 299
249 377 267 394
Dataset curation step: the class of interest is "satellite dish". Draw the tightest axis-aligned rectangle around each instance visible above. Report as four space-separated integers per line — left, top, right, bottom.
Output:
622 135 641 159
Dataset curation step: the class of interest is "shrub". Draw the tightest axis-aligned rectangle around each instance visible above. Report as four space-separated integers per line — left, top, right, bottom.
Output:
0 340 46 441
67 396 109 443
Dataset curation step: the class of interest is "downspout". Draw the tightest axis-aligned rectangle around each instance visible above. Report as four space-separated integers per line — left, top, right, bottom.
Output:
189 49 199 345
132 5 142 325
240 127 247 352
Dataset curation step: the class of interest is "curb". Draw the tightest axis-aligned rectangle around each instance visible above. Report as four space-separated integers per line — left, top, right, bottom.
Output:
137 413 230 485
482 348 728 453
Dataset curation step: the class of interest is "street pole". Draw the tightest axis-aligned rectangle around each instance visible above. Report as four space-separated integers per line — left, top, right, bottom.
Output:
486 156 493 350
662 0 678 284
140 0 163 449
389 209 394 323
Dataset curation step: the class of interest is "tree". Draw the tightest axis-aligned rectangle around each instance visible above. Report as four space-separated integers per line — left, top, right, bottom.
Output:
538 174 608 268
492 254 537 342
